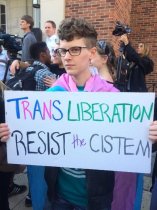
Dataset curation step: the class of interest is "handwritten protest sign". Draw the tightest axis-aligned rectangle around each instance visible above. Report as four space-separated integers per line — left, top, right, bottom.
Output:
4 91 155 173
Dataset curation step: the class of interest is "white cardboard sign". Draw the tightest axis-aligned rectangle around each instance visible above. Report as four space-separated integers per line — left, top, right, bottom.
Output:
4 91 155 173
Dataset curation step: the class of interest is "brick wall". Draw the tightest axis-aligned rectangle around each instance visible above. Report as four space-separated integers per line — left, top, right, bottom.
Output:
65 0 157 91
65 0 132 51
65 0 131 42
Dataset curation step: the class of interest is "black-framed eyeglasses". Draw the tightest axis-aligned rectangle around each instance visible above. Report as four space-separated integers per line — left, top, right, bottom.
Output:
56 46 87 57
97 40 107 53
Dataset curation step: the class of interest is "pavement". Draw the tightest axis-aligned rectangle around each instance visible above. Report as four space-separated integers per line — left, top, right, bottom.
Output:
9 167 154 210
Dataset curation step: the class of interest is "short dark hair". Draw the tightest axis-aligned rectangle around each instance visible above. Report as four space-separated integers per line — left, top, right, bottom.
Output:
21 15 34 29
46 20 56 29
57 18 97 48
29 42 48 60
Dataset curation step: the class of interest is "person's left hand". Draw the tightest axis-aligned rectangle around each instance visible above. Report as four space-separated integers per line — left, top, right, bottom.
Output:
149 121 157 142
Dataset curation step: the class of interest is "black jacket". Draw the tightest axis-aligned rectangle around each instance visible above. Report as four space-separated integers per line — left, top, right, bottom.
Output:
124 44 154 92
45 167 114 210
0 94 5 147
48 64 66 77
0 95 5 160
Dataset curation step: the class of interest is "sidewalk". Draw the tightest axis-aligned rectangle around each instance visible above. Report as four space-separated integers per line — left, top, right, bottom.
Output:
10 172 152 210
9 172 32 210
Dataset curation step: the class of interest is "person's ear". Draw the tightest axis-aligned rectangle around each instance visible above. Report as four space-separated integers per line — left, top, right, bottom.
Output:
89 47 97 59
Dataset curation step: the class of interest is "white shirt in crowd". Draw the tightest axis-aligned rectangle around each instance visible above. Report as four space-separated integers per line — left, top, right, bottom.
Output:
46 34 59 55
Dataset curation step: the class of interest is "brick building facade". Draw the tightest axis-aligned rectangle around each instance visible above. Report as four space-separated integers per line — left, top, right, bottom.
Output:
65 0 157 91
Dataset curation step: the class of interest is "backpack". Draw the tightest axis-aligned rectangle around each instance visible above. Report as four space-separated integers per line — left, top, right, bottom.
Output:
6 64 44 90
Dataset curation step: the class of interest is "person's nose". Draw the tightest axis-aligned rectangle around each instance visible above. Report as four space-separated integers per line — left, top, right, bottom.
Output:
64 50 72 60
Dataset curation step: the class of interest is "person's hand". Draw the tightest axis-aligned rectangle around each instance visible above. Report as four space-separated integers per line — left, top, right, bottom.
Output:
10 60 20 75
119 34 129 46
149 121 157 142
43 75 57 87
10 60 30 75
0 123 10 142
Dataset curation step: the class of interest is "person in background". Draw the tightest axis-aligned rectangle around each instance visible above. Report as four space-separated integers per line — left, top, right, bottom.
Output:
119 34 154 92
8 15 37 207
112 35 154 210
25 41 57 210
10 15 37 75
44 20 58 54
0 82 11 210
150 100 157 210
44 43 66 87
91 40 116 82
0 45 9 81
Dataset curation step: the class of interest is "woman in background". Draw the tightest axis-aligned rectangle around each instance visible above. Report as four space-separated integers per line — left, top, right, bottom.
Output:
120 34 154 92
91 40 116 83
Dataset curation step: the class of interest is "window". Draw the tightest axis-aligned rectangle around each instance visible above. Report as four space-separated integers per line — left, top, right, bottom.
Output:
0 4 6 32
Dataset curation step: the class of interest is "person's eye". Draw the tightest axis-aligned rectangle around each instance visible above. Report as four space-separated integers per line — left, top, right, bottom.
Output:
61 49 67 53
58 49 66 54
70 47 80 53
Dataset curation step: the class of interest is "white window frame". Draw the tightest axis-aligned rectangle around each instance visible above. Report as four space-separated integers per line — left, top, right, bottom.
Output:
0 1 6 32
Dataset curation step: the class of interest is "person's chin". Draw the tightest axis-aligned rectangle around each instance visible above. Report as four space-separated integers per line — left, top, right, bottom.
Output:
66 69 75 76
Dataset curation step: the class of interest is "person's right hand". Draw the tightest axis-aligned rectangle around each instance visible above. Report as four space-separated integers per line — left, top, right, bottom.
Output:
0 123 10 142
10 60 20 75
119 34 129 46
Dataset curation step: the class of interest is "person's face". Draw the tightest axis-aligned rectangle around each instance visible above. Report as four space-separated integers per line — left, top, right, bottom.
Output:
51 46 63 66
137 43 144 55
20 19 30 31
44 22 56 37
42 48 51 65
59 38 96 78
91 51 107 70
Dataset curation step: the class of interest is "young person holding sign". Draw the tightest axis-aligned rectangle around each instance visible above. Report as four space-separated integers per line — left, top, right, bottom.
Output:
0 17 118 210
0 18 157 210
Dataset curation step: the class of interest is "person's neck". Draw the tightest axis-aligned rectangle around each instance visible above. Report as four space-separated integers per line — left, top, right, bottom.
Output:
99 66 113 82
48 33 55 38
72 71 91 87
23 28 31 34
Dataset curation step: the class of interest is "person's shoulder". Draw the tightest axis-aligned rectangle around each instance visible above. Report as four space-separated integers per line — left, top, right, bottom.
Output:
26 61 48 72
24 32 36 41
34 63 52 78
104 80 119 92
93 75 119 92
50 34 58 41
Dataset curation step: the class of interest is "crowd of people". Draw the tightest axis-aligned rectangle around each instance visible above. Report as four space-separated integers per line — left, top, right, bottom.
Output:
0 15 156 210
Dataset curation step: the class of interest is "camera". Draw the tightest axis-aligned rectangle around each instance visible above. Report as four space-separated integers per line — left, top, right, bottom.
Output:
0 32 22 58
112 21 132 36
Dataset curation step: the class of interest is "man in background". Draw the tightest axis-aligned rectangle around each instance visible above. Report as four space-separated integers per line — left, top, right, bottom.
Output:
44 20 58 55
10 15 37 74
